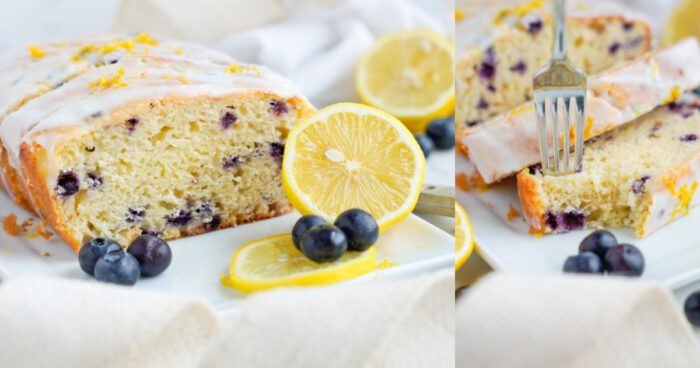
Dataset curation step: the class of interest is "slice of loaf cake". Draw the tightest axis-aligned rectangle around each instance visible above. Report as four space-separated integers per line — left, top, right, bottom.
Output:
463 38 700 184
0 35 314 251
518 93 700 237
455 0 652 138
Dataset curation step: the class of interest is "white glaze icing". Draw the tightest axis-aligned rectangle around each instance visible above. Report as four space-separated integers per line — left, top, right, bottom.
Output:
642 157 700 236
0 33 309 202
463 38 700 183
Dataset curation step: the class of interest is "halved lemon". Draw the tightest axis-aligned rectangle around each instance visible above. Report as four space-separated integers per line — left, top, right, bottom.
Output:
455 202 474 271
226 234 377 293
356 29 455 133
282 103 425 232
662 0 700 46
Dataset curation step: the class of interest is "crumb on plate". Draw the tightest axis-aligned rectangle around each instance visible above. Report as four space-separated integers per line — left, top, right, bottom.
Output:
3 214 21 236
507 202 521 221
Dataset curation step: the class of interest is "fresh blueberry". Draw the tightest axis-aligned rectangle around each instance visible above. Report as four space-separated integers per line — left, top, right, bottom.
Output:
684 291 700 327
127 235 172 277
578 230 618 259
604 243 645 276
334 209 379 252
300 225 347 263
94 251 141 286
426 117 455 149
79 238 123 276
415 135 434 158
563 252 604 274
291 215 327 250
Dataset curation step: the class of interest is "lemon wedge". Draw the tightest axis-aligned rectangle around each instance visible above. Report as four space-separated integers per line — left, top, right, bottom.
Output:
455 202 474 271
355 29 455 133
282 103 425 232
662 0 700 46
226 234 376 292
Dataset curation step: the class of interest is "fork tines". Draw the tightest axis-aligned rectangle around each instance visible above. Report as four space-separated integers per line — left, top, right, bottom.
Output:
533 88 586 175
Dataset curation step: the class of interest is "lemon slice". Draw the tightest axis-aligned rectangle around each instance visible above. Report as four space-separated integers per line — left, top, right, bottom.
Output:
455 202 474 271
227 234 377 293
662 0 700 46
282 103 425 232
355 29 455 133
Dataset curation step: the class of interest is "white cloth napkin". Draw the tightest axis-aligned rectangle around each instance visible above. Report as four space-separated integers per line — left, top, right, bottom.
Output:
216 0 449 106
112 0 450 107
456 274 700 368
0 270 453 368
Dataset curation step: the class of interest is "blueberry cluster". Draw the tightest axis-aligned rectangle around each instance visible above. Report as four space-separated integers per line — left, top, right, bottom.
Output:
415 117 455 158
292 209 379 263
685 292 700 327
563 230 644 277
78 235 172 286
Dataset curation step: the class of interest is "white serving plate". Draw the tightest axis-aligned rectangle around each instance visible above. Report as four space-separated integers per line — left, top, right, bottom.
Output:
0 192 453 311
456 154 700 290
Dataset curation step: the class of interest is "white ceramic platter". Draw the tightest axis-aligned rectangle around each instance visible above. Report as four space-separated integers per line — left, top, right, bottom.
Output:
457 154 700 290
0 191 453 311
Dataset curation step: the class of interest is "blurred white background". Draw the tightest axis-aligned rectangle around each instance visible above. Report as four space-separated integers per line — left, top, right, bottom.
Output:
0 0 451 51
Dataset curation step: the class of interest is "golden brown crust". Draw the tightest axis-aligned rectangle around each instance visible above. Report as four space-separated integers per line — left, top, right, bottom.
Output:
516 170 546 234
0 146 37 213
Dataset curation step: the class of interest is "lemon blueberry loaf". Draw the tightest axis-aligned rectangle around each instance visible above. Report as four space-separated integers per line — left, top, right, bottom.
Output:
518 92 700 237
455 0 652 138
0 34 236 211
463 38 700 184
0 34 314 251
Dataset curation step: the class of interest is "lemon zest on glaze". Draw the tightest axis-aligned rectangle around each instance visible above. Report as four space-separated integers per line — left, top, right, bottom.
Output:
663 178 698 219
162 75 189 85
493 0 544 25
27 45 46 59
512 105 535 116
650 61 660 76
89 68 127 90
664 86 681 104
226 63 261 76
134 33 159 46
71 33 158 62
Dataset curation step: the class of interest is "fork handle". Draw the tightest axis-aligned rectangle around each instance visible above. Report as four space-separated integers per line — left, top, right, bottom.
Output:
553 0 567 61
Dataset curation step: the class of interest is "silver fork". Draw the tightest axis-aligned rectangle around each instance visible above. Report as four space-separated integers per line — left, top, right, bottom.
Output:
533 0 587 175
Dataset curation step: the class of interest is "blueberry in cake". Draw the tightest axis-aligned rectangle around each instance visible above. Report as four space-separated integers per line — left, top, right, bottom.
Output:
518 93 700 237
463 38 700 184
0 34 314 251
455 0 652 139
